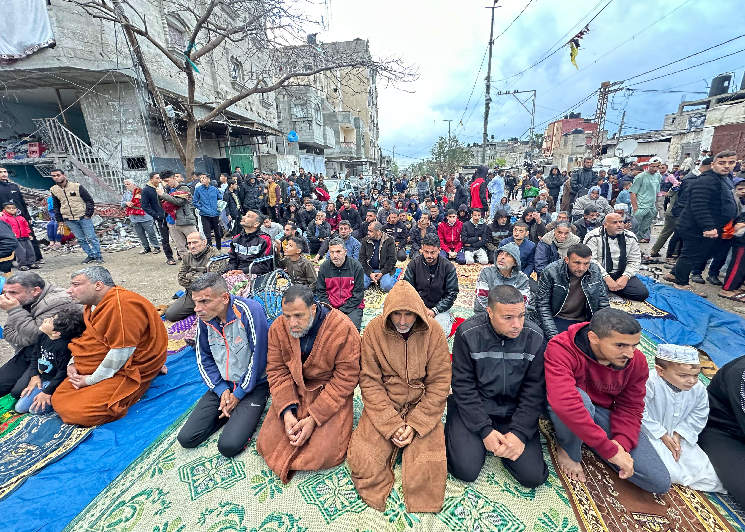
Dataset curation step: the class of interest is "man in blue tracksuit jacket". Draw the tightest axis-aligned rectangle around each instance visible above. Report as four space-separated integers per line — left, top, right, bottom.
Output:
177 272 269 457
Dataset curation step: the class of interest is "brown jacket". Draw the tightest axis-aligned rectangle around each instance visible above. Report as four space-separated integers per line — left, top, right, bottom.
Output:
257 304 360 483
349 280 451 512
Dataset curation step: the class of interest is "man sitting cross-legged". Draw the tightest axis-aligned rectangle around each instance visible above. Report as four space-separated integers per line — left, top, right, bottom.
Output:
446 285 548 488
52 267 168 426
257 285 361 482
177 272 269 457
347 280 451 513
545 307 671 494
164 231 224 322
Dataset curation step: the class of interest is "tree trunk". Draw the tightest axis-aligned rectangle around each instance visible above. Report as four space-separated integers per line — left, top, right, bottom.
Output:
185 119 197 178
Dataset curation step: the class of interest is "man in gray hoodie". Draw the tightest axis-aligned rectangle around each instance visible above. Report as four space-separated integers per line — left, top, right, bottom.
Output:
474 242 531 313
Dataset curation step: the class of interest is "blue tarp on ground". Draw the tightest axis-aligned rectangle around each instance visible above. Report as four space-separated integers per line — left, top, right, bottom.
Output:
0 347 203 532
638 276 745 368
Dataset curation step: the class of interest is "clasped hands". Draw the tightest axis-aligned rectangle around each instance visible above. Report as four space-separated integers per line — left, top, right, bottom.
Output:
483 429 525 461
391 424 415 448
283 409 316 447
67 363 91 389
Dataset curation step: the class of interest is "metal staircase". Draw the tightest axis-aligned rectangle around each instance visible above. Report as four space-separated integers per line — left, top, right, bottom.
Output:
32 118 125 194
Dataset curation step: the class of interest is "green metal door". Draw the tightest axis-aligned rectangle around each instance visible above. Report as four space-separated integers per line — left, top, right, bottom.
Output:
226 146 254 174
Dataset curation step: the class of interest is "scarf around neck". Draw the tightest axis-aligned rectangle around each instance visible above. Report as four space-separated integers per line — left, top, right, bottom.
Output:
602 228 627 280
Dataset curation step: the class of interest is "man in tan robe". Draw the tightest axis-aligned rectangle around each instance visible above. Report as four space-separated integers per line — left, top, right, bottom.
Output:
257 284 360 483
347 280 451 513
52 266 168 426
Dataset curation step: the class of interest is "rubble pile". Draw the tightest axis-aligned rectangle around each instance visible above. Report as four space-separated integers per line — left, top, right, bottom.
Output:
19 185 143 255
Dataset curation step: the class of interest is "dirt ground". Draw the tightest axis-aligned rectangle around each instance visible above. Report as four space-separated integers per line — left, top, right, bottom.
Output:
0 214 742 366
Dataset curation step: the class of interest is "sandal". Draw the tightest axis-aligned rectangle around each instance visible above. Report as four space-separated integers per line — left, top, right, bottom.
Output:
718 291 745 301
166 259 177 265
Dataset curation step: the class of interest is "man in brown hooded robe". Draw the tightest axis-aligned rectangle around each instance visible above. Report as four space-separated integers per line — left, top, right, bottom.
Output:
257 284 360 482
347 280 451 513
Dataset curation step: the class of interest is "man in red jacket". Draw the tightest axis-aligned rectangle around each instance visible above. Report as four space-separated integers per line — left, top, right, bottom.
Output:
545 308 670 494
438 209 463 262
470 165 489 216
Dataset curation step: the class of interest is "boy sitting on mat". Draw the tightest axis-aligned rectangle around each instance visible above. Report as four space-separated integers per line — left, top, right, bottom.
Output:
641 344 725 492
16 312 85 414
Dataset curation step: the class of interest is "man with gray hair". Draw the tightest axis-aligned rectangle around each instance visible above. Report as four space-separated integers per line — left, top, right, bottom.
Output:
164 231 225 322
0 271 78 396
316 237 365 330
52 266 168 426
177 272 269 457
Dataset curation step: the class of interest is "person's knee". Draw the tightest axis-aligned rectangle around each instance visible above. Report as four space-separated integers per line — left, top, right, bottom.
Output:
217 436 246 458
644 468 671 494
447 453 481 482
510 462 549 489
177 428 201 449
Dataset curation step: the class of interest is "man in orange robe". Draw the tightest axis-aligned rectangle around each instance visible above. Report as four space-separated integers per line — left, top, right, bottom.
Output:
52 266 168 426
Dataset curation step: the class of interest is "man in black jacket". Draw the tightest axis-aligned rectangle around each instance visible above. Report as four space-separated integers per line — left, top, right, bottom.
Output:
141 172 176 265
446 284 548 488
227 210 274 275
0 219 17 273
672 151 738 289
570 158 598 202
460 208 489 265
359 222 398 292
533 243 609 338
339 198 362 233
403 233 459 335
382 210 408 262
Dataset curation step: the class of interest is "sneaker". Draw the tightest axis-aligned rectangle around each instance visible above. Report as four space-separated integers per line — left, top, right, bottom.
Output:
18 265 30 271
139 249 151 255
153 248 161 254
706 276 723 286
691 274 706 284
82 256 96 264
29 263 41 269
94 257 105 263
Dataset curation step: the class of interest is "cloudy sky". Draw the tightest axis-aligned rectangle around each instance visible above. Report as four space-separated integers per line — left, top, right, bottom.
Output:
319 0 744 165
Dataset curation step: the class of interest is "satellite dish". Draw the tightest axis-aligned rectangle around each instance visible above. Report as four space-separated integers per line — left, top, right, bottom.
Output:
287 130 298 142
615 139 638 157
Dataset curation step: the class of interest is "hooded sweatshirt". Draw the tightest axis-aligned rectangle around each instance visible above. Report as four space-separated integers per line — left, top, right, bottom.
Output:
545 322 648 459
474 242 531 312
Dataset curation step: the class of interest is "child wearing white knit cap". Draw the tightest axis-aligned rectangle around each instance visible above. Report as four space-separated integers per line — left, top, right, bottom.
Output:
641 344 725 492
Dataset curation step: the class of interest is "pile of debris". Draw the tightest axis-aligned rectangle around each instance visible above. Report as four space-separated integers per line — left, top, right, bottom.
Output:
20 185 143 255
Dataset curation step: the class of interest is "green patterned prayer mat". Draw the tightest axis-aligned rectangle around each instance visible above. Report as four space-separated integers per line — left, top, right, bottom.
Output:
0 394 25 439
65 392 577 532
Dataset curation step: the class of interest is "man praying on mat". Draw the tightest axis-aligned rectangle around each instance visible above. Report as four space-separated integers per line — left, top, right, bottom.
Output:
177 272 269 457
545 308 671 494
348 281 451 512
446 285 548 488
257 285 360 482
52 267 168 426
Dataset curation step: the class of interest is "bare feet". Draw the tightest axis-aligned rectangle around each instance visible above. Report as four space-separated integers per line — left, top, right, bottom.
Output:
557 446 586 482
159 365 168 375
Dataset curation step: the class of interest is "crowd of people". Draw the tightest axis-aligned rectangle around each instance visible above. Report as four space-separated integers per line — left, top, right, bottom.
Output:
0 150 744 513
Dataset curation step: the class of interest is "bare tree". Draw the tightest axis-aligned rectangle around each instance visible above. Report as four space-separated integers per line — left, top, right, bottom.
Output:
66 0 416 176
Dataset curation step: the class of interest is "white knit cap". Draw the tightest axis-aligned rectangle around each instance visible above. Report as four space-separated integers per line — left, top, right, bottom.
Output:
656 344 699 365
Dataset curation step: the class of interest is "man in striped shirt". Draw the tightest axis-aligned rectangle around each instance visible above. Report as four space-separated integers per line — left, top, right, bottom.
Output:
177 272 269 457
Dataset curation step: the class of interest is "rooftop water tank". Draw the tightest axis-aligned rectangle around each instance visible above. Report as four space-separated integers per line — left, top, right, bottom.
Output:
709 73 732 97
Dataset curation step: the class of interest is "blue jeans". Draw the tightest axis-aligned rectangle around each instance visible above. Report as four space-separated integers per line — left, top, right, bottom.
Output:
15 380 53 414
548 387 671 494
363 270 397 292
65 218 102 258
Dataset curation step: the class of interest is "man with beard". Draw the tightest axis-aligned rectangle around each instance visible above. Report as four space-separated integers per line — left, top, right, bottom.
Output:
177 272 269 457
570 157 598 202
534 223 580 275
164 231 225 322
348 281 451 512
446 285 548 488
403 233 459 335
227 210 274 276
257 285 360 482
545 308 671 494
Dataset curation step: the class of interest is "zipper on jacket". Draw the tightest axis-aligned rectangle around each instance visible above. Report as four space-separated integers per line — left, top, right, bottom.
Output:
501 339 506 395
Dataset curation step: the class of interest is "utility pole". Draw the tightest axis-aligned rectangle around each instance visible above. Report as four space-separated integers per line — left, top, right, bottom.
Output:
591 80 623 158
616 110 626 139
443 119 453 142
482 1 499 164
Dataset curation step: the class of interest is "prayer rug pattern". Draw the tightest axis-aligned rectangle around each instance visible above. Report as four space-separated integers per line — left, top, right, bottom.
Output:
65 389 576 532
0 413 93 500
542 421 736 532
608 295 673 319
0 393 24 438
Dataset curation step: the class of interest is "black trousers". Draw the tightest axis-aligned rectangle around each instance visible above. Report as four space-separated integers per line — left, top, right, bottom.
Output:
694 238 731 278
609 275 649 301
674 235 720 285
201 215 222 249
699 426 745 507
154 217 174 260
0 349 37 398
444 396 548 488
178 382 268 457
722 245 745 291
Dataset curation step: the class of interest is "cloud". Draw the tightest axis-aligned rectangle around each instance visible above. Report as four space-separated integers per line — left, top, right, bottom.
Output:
320 0 743 165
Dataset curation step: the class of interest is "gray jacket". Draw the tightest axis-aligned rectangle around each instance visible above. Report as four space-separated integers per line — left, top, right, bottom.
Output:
473 242 531 313
4 283 80 351
159 184 197 226
583 227 641 279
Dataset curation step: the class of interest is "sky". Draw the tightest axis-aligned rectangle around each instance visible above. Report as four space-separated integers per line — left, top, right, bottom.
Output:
317 0 745 165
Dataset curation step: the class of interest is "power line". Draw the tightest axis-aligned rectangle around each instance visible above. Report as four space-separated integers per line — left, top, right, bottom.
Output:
625 47 745 86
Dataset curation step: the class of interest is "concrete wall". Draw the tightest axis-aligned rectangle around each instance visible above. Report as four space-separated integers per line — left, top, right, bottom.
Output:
667 130 702 165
